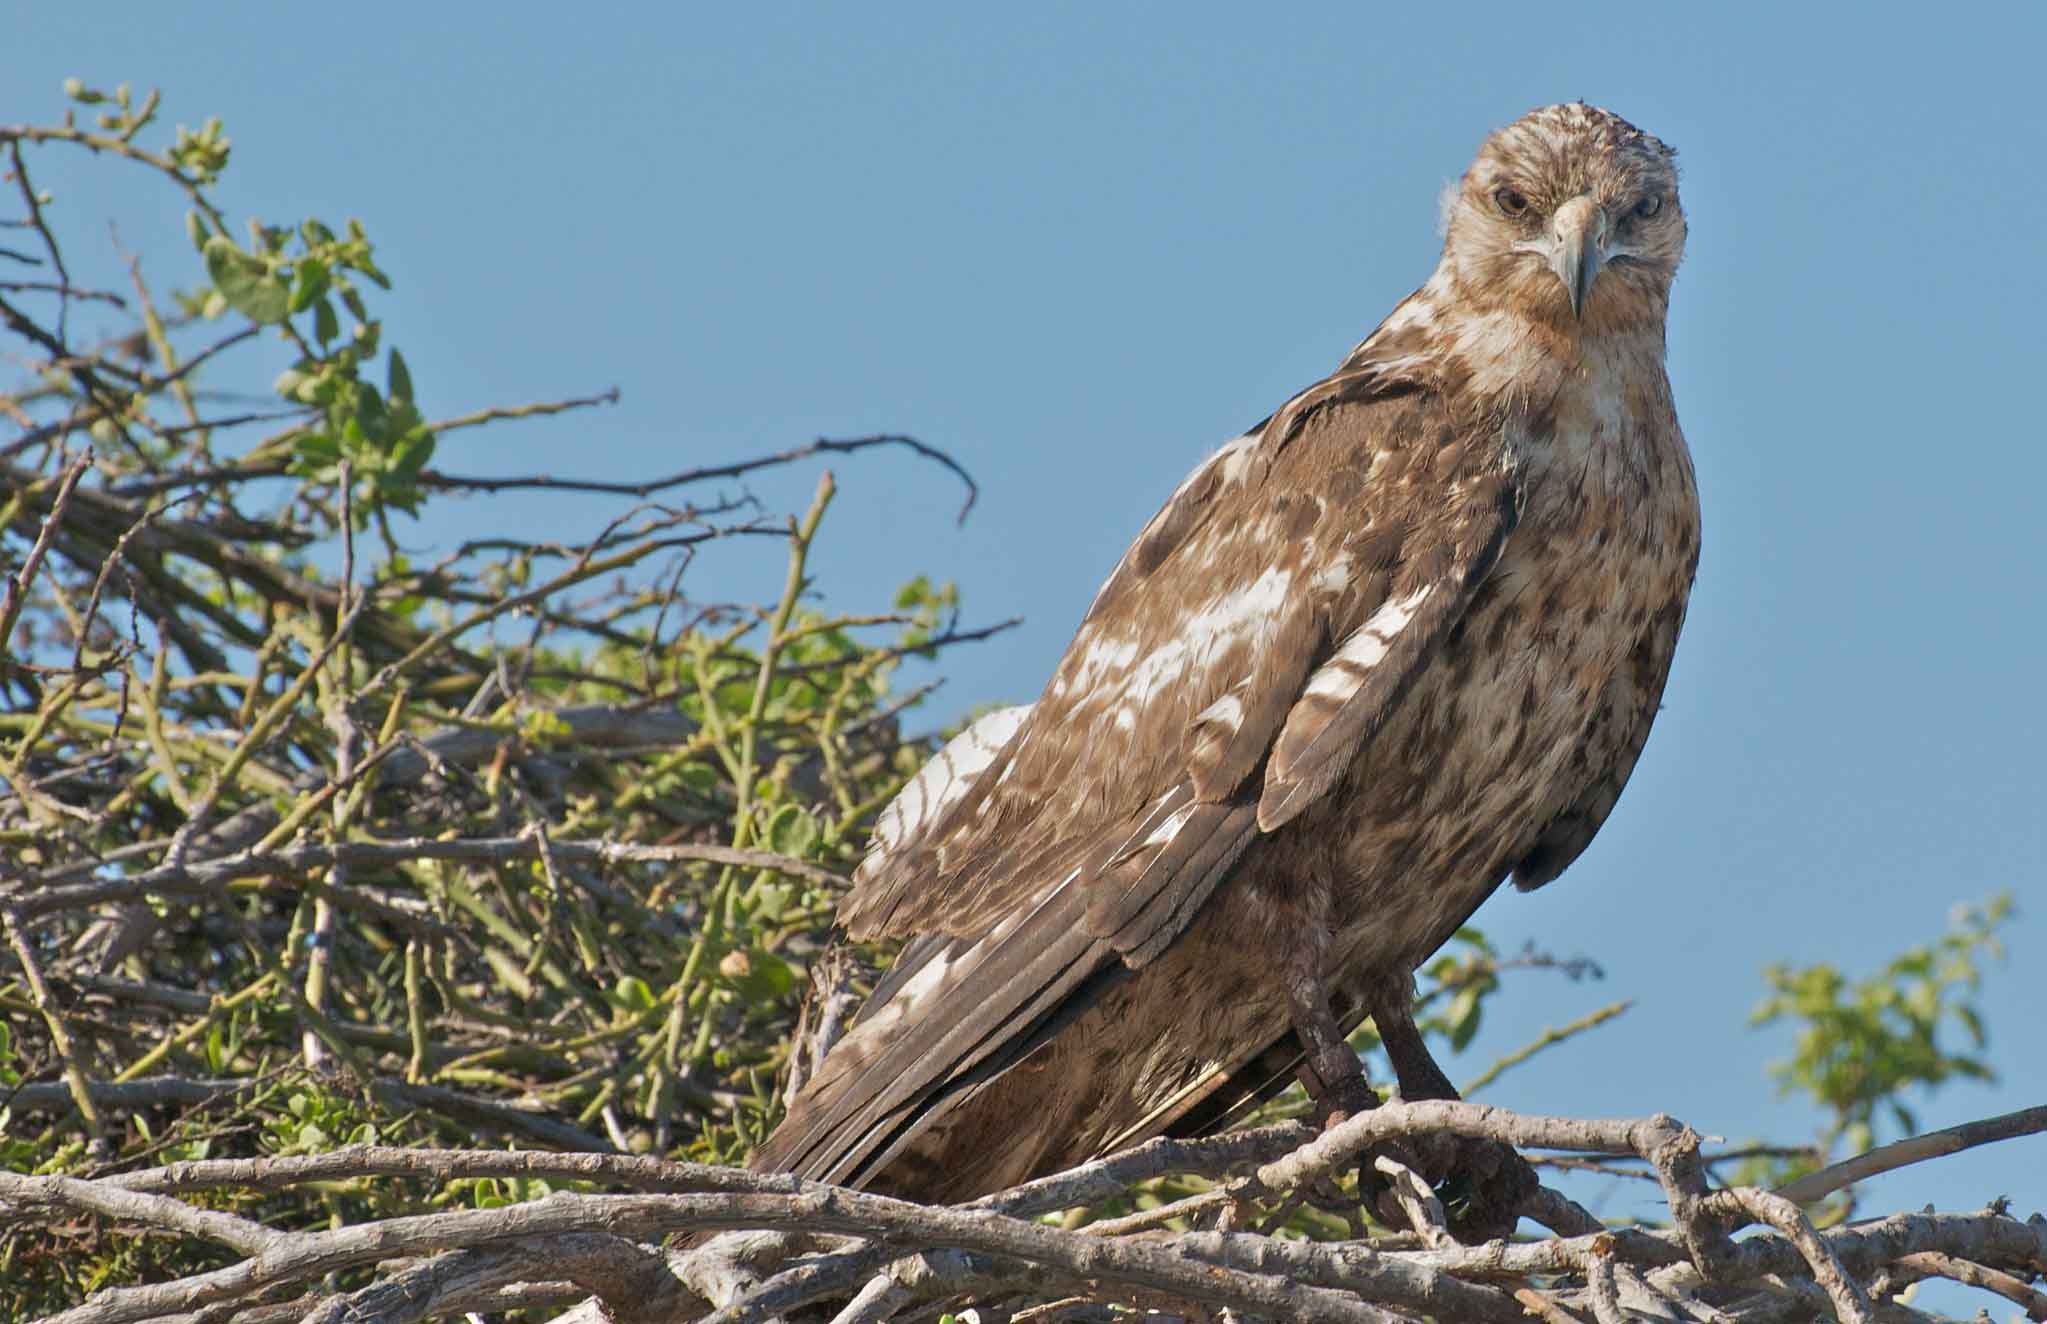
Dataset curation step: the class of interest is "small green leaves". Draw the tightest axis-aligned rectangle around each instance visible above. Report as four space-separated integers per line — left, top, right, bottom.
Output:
1416 926 1503 1055
893 575 959 651
169 116 231 183
227 201 434 525
280 347 437 522
288 256 330 313
202 236 289 324
0 1019 18 1090
1752 892 2012 1153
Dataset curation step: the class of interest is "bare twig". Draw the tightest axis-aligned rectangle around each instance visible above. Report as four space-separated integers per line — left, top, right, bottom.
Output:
420 432 980 523
1774 1104 2047 1206
5 833 847 922
1890 1250 2047 1321
0 450 90 665
1459 999 1631 1096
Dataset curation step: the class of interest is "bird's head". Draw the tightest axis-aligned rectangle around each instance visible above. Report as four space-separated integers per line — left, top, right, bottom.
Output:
1438 103 1684 335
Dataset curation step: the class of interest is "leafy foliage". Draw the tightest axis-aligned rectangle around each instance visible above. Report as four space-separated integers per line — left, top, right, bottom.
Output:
1753 893 2012 1157
0 78 986 1317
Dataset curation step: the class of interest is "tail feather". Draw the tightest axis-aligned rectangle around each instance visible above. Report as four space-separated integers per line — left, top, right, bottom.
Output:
750 880 1111 1193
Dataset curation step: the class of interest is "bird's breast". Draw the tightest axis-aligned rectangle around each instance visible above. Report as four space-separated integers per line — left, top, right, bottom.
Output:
1298 365 1696 972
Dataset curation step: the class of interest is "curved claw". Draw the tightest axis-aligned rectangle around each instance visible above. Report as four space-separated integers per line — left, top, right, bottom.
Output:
1436 1135 1539 1243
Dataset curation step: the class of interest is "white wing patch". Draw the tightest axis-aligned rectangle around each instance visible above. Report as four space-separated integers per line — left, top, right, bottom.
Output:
862 705 1031 882
1193 689 1245 731
1301 587 1434 702
1106 567 1293 712
1141 800 1196 849
1067 634 1141 692
1310 552 1356 594
1214 435 1259 485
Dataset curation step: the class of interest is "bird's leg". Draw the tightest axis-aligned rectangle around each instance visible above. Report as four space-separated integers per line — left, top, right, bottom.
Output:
1369 974 1460 1099
1282 945 1497 1240
1274 892 1378 1125
1281 948 1412 1226
1284 962 1379 1125
1366 976 1537 1242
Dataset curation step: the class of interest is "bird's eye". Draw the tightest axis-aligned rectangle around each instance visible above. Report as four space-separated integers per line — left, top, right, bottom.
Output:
1493 187 1530 218
1632 193 1664 220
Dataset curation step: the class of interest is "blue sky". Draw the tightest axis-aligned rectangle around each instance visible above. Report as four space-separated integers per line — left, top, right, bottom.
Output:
17 0 2043 1284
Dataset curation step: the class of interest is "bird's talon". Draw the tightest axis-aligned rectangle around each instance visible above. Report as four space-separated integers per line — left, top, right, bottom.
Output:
1435 1136 1539 1243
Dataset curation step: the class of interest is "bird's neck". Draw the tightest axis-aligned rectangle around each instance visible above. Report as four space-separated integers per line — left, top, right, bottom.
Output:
1346 271 1669 426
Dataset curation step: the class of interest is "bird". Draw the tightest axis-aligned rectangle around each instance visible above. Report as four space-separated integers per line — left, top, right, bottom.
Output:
751 102 1701 1228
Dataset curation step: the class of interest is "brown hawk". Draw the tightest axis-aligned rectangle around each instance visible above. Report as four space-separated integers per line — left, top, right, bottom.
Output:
752 102 1701 1224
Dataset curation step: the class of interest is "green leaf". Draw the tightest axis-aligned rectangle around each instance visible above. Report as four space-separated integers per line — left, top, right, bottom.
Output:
288 257 330 313
729 947 796 1002
313 297 340 345
387 348 414 405
202 236 290 324
764 804 818 858
273 364 311 399
291 432 341 468
751 881 791 922
354 383 390 445
1446 984 1484 1052
388 429 436 483
893 574 932 610
185 210 210 254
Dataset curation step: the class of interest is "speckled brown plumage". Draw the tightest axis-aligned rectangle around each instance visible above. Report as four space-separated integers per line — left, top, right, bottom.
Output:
751 102 1701 1205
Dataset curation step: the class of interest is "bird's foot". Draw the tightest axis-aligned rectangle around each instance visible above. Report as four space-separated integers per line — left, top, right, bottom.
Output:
1386 1131 1537 1243
1435 1132 1538 1242
1295 1070 1412 1225
1304 1103 1535 1242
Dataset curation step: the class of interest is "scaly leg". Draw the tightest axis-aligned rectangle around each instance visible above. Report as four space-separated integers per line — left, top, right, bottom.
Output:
1284 959 1380 1124
1367 976 1537 1242
1369 974 1460 1101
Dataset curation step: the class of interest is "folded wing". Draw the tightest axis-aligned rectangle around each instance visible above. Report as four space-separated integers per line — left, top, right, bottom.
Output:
756 364 1525 1188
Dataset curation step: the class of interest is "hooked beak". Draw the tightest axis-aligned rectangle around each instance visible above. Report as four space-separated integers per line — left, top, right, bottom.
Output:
1545 195 1610 319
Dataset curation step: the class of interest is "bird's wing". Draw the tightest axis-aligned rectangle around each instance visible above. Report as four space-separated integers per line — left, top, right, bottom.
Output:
762 365 1524 1189
843 367 1522 961
1511 592 1691 890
